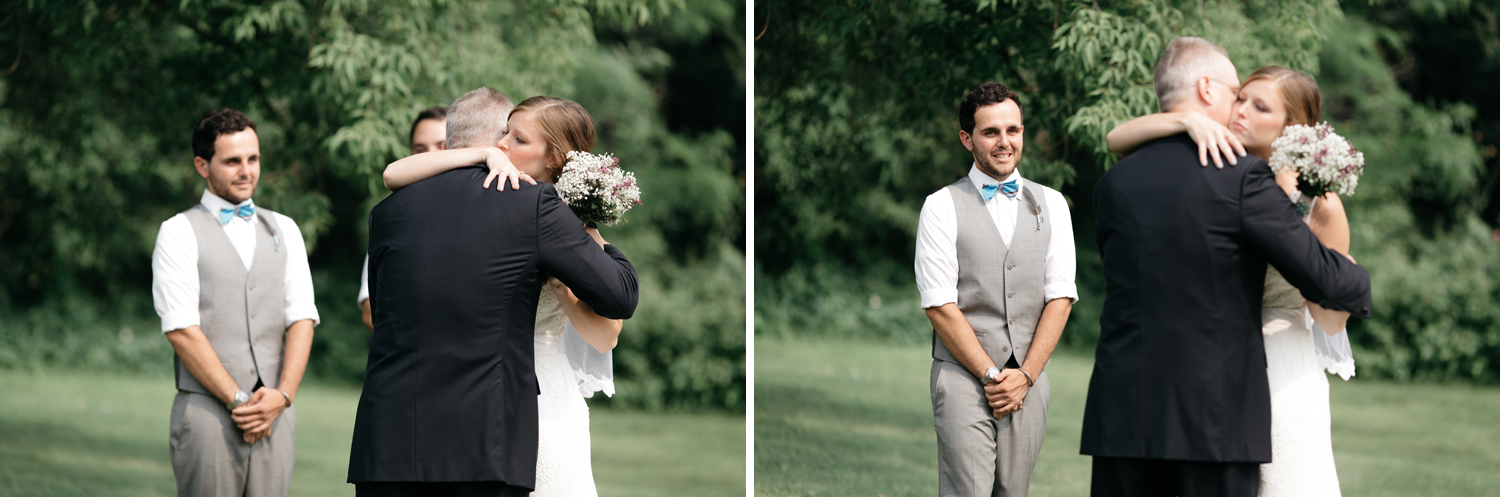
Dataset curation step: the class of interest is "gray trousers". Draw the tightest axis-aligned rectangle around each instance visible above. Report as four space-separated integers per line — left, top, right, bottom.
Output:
170 391 296 497
931 359 1051 497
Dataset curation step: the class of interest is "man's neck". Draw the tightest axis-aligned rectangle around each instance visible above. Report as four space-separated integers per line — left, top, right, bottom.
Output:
1164 104 1215 121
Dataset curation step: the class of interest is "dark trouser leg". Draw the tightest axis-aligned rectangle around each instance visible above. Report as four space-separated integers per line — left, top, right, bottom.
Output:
1176 460 1260 497
356 482 532 497
1091 457 1259 497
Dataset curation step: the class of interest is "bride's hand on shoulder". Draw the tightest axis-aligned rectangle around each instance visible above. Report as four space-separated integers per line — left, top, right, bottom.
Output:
1179 113 1245 169
481 147 536 191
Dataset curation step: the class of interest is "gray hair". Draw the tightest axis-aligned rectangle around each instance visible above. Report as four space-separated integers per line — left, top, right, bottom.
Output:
1153 37 1232 112
445 87 515 148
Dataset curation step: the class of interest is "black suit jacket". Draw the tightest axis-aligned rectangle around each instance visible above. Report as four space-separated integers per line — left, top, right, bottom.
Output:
347 166 638 487
1080 134 1371 463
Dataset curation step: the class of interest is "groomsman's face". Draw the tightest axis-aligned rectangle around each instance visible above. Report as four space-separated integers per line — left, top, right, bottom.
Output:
960 100 1025 181
194 129 261 204
410 118 447 155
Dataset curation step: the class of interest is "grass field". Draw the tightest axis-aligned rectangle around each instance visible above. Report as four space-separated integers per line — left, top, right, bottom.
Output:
755 336 1500 496
0 369 745 496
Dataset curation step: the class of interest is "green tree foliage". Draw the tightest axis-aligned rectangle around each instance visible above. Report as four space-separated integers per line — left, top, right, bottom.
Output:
0 0 745 410
755 0 1500 383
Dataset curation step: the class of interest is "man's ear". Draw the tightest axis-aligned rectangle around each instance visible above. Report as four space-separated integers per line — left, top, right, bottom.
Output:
1196 76 1215 107
193 156 211 179
959 130 975 152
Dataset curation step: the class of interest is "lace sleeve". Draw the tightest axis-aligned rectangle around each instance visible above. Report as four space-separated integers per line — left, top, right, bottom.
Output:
562 320 615 398
1304 307 1356 381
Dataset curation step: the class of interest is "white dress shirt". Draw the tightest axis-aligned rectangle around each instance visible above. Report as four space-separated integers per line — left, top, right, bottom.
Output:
357 255 370 304
152 189 321 333
915 165 1078 309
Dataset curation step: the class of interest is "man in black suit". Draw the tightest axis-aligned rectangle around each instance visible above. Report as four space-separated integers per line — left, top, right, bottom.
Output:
1081 37 1372 497
347 88 638 496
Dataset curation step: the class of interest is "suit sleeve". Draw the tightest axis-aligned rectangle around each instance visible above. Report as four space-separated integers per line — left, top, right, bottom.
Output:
535 186 640 319
1239 163 1372 318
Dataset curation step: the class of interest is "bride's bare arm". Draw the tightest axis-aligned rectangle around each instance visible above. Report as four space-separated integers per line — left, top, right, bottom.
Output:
1106 112 1246 167
382 147 533 191
1306 194 1353 334
550 228 624 353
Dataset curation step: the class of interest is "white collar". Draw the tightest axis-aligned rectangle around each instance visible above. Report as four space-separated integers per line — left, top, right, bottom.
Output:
967 164 1023 195
199 189 256 221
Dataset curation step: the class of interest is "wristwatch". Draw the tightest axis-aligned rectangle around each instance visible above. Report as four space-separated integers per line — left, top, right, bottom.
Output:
980 366 1002 385
227 389 250 409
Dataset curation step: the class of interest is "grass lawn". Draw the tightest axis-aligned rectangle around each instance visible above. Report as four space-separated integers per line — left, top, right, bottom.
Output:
0 369 744 496
755 336 1500 496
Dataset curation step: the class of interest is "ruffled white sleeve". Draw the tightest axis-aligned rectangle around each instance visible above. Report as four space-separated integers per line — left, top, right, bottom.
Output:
1304 308 1356 381
562 321 615 398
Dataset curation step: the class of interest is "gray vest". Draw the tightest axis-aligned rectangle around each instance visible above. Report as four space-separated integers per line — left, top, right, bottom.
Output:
175 204 288 395
932 177 1052 367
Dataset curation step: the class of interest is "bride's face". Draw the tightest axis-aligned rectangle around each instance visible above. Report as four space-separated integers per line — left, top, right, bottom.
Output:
1229 79 1288 154
498 110 556 183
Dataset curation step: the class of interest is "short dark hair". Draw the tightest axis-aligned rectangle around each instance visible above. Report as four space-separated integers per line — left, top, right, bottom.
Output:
192 109 257 161
959 82 1023 134
409 106 448 145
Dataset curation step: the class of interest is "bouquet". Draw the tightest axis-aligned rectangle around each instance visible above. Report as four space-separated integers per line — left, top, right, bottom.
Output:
555 150 642 227
1268 122 1366 199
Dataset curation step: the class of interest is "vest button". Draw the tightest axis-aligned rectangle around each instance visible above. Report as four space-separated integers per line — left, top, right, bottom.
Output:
1007 292 1015 298
1007 263 1015 270
1002 346 1010 353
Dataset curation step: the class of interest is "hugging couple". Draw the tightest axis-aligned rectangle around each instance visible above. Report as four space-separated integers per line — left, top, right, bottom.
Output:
350 87 638 497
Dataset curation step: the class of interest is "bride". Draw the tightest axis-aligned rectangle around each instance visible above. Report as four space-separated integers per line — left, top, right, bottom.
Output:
1107 66 1357 497
383 95 621 497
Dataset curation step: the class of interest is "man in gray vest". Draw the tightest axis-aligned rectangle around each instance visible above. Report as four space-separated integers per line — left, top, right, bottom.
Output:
151 108 319 496
915 82 1077 497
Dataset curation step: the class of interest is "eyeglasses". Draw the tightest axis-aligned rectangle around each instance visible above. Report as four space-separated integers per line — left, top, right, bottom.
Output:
1206 77 1240 95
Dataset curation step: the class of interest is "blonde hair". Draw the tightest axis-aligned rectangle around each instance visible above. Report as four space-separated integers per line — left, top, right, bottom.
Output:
1242 66 1322 126
1153 37 1232 112
508 96 596 180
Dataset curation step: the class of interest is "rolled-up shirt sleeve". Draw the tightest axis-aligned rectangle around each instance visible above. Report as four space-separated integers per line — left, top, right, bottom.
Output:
277 213 321 328
1043 188 1079 303
152 215 200 333
915 190 960 309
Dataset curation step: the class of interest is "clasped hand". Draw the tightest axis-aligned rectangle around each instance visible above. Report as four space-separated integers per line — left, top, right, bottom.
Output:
983 368 1029 419
231 386 288 444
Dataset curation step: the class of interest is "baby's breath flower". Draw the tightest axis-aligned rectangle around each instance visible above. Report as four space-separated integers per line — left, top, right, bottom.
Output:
556 151 642 227
1269 122 1365 199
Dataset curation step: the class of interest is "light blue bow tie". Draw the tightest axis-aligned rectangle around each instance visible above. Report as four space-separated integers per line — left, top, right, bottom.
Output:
219 204 255 224
981 179 1020 200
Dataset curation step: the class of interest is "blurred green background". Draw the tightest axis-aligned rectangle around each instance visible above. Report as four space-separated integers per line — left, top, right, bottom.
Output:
755 0 1500 382
0 0 745 410
0 0 744 494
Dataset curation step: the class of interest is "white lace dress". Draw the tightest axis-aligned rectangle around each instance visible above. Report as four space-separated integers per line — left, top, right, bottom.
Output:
1259 265 1344 495
532 288 599 496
